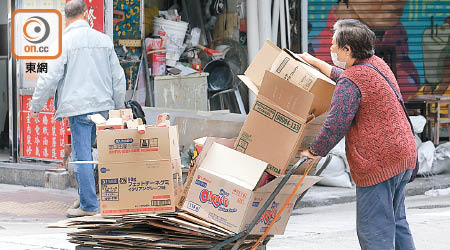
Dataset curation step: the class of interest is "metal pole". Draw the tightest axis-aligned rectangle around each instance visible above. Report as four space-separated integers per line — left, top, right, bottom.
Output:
300 0 308 53
142 40 154 107
258 0 272 47
247 0 259 108
285 0 291 49
8 0 18 162
104 0 114 40
210 157 310 250
271 0 280 44
295 155 332 203
279 0 286 49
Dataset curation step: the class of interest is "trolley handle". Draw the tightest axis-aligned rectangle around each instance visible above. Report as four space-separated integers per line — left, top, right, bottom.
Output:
210 157 311 250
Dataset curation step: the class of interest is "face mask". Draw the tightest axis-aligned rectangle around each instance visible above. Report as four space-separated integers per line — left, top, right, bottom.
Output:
331 51 347 69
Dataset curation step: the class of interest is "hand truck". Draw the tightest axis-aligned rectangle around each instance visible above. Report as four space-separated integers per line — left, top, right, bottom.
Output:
210 155 332 250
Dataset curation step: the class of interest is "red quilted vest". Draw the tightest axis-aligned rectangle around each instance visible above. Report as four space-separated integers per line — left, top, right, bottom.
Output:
341 56 417 187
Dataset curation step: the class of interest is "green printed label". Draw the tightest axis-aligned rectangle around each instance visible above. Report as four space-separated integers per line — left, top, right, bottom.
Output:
274 112 301 133
253 101 276 120
267 164 281 175
235 137 249 153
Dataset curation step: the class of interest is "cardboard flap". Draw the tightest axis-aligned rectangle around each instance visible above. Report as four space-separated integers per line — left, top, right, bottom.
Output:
199 143 268 190
309 79 335 117
256 175 322 194
238 75 260 95
169 126 181 160
277 50 335 117
258 71 314 119
244 40 281 87
196 137 236 168
283 49 335 85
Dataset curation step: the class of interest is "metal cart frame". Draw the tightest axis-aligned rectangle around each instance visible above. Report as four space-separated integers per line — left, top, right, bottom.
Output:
210 155 332 250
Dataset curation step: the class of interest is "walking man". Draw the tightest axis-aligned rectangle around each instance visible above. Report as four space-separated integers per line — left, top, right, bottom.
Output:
31 0 125 217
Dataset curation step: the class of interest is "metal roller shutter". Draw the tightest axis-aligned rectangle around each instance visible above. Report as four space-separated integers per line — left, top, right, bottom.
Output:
307 0 450 100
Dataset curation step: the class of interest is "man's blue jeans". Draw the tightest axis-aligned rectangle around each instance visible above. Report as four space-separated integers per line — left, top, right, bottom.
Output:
69 111 108 212
356 169 415 250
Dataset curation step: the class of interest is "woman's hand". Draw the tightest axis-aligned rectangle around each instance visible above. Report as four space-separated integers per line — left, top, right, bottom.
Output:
299 149 319 160
298 52 319 67
298 52 333 78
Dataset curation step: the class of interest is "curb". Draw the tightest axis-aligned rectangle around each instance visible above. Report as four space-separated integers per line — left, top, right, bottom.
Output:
0 162 76 189
295 173 450 209
2 162 450 209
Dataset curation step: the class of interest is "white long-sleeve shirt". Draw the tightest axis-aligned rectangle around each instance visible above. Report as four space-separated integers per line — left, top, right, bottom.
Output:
31 20 125 119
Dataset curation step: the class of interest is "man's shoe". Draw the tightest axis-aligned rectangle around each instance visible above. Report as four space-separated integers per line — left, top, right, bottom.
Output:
72 198 80 209
66 208 97 218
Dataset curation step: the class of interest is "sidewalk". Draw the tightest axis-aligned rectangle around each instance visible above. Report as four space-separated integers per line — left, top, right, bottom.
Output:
0 172 449 250
0 184 77 250
296 172 450 209
0 169 449 219
0 183 77 221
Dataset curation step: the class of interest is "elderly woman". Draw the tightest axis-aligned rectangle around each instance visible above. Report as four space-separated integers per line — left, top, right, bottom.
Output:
299 19 417 250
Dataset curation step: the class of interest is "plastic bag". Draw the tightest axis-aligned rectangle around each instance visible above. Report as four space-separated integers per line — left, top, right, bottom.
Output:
431 142 450 175
417 141 435 176
410 115 427 134
125 100 147 124
317 154 353 188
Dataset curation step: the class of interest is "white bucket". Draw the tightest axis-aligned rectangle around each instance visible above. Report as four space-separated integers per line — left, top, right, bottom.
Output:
153 17 188 67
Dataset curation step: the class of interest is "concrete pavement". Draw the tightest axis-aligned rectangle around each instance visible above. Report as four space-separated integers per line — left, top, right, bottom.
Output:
269 194 450 250
1 160 449 210
296 172 450 209
0 172 449 249
0 183 77 221
0 184 77 249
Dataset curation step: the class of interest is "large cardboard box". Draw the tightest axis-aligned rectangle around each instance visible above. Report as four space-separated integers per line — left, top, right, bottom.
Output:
97 126 183 216
97 126 180 164
235 41 335 176
177 137 236 209
288 112 329 174
181 142 321 234
238 40 335 118
235 71 327 176
99 160 179 215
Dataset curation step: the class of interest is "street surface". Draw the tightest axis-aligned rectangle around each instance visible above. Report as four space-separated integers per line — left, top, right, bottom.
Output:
268 194 450 250
0 184 77 250
0 183 449 249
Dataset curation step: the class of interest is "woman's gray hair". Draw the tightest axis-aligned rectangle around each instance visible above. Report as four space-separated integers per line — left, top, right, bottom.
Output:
333 19 376 60
65 0 87 19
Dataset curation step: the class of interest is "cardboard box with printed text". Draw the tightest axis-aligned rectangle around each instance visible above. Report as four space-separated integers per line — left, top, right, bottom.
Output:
97 126 183 215
177 137 236 209
238 40 335 117
236 40 335 176
181 142 321 234
236 71 328 176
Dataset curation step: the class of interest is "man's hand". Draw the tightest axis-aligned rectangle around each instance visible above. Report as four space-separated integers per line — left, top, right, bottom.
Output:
31 111 39 120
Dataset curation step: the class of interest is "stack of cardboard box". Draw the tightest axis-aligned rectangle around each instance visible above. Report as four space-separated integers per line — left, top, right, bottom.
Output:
177 41 336 235
236 41 336 176
87 40 336 237
94 110 183 216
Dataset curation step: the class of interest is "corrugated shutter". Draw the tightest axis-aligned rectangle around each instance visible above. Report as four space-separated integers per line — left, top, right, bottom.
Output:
307 0 450 100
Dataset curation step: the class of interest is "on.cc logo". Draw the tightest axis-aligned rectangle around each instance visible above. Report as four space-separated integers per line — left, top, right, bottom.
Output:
23 16 50 44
